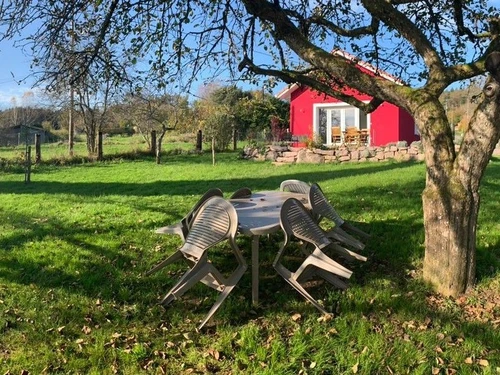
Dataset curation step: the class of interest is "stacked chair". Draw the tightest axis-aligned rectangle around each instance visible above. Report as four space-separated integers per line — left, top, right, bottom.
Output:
274 198 352 314
308 182 371 242
147 195 247 330
280 179 370 248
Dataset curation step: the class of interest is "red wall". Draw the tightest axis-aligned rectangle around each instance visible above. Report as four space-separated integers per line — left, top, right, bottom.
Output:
288 86 419 146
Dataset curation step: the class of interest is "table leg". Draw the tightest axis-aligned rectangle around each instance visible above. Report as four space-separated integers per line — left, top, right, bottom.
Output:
251 235 260 306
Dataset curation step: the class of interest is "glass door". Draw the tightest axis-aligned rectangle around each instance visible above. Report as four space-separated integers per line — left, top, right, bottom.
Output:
317 105 368 146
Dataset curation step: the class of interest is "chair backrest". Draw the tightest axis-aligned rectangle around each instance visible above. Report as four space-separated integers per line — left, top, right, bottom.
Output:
230 187 252 199
308 183 344 226
182 196 239 258
279 179 311 194
332 126 341 136
180 188 224 237
280 198 331 250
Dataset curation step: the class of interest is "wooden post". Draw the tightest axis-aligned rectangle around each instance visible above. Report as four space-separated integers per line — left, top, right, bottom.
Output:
150 130 157 156
25 146 31 183
212 137 215 166
35 133 41 164
97 132 103 161
196 130 202 152
233 126 237 151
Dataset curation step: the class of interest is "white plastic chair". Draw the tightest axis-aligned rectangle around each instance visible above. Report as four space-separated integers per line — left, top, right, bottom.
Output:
274 198 352 314
154 188 223 242
148 196 247 330
279 179 311 194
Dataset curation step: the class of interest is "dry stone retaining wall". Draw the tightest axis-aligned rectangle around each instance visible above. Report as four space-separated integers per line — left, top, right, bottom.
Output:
242 141 426 165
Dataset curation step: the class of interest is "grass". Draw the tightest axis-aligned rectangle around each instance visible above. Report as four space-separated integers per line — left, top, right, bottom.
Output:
1 138 499 374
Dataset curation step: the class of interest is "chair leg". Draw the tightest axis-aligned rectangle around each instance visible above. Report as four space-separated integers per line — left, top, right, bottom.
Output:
274 263 329 315
328 243 367 262
316 269 349 289
340 222 371 240
197 264 246 330
295 248 353 280
160 261 210 306
326 227 365 250
144 250 184 276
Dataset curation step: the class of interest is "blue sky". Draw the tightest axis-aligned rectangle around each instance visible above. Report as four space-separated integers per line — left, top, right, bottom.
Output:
0 38 36 108
1 1 500 109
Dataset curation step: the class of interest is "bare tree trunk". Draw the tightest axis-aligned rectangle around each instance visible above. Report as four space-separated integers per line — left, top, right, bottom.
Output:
151 130 157 156
97 132 103 161
86 127 97 155
156 131 165 164
422 183 478 296
419 74 500 296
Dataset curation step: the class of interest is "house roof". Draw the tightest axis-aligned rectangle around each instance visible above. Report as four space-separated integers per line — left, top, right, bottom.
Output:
275 49 404 101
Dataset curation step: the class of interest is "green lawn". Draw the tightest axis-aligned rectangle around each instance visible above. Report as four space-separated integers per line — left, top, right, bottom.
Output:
1 141 499 374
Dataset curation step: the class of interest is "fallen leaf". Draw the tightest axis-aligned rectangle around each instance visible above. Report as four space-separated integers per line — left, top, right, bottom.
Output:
328 328 338 335
432 367 440 375
82 325 92 334
464 357 473 364
478 359 489 367
317 313 333 323
310 362 316 369
291 313 301 322
207 349 220 361
352 362 359 373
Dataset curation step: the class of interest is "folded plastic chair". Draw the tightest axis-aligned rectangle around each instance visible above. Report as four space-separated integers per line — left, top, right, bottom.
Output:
280 180 367 253
154 188 224 243
230 187 252 199
148 196 247 330
279 179 311 194
274 198 353 314
309 183 370 243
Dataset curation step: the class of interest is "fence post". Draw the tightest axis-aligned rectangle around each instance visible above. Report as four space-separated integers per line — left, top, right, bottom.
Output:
196 130 202 151
35 133 41 164
25 146 31 183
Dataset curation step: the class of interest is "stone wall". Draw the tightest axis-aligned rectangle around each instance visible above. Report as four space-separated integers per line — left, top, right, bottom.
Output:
242 141 426 165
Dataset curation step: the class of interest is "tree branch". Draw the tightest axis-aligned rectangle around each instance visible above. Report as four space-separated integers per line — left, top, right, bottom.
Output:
240 0 408 107
239 56 383 113
360 0 445 86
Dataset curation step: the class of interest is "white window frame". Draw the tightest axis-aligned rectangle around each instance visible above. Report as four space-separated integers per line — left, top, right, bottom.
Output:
313 102 371 146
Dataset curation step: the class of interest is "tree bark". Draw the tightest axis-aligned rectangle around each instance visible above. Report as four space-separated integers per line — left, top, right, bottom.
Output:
422 182 478 296
419 75 500 296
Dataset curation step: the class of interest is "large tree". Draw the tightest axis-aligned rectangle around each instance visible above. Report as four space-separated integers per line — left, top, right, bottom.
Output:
1 0 499 296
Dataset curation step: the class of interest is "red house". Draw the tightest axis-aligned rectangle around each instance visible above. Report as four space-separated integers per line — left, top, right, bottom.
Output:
276 51 419 147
